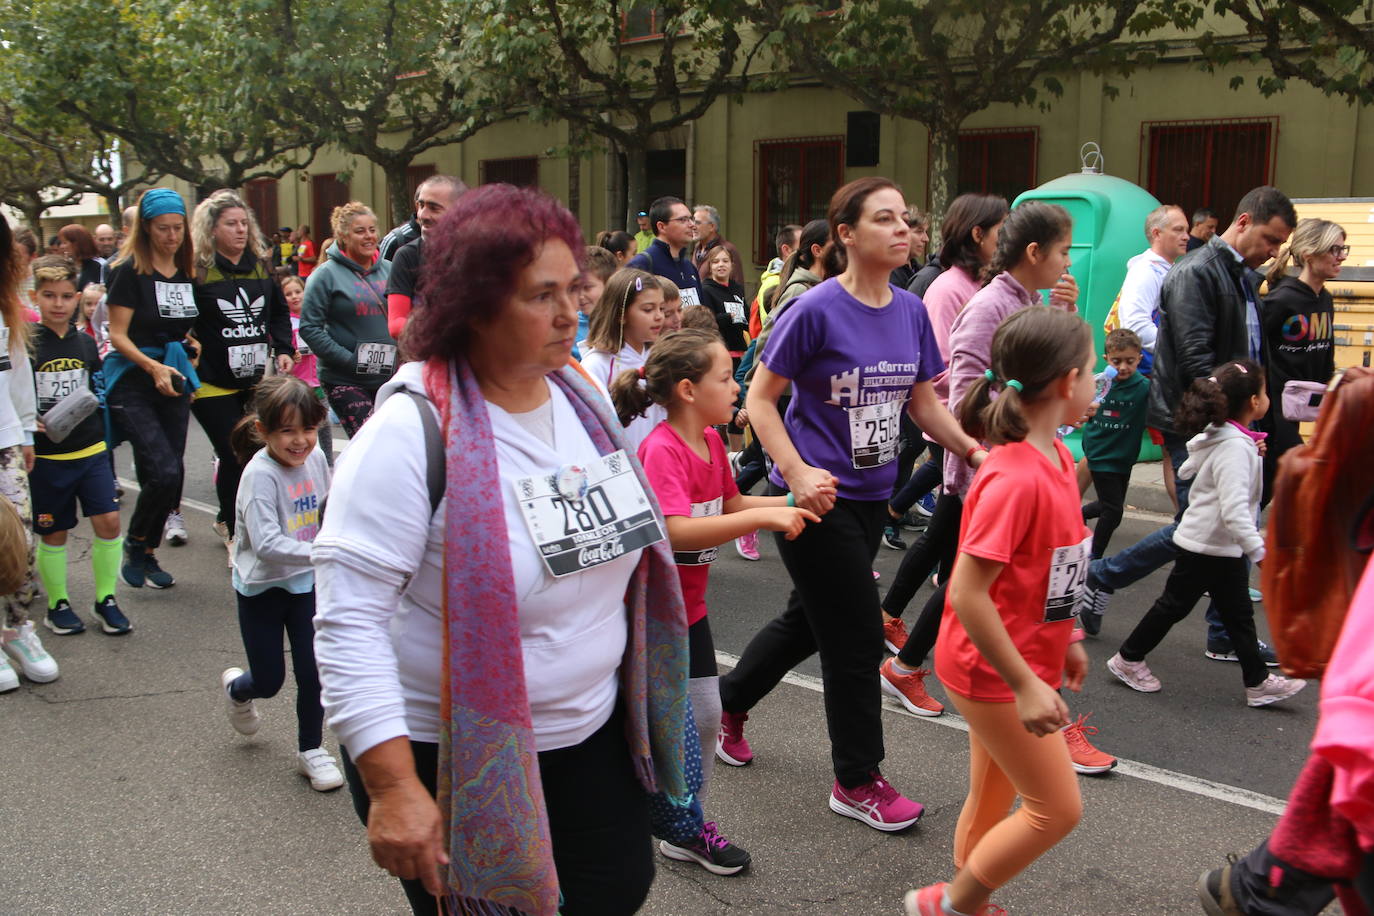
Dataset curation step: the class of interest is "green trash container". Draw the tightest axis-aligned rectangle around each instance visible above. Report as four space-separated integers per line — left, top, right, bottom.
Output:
1012 156 1163 462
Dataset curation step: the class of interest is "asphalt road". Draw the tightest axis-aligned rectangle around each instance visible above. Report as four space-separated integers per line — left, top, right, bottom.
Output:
3 424 1333 915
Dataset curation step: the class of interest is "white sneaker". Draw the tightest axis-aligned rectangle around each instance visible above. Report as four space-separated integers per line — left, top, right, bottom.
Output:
211 520 230 543
2 622 59 682
1246 674 1307 708
225 537 235 569
165 511 189 546
0 654 18 692
297 747 344 791
1107 652 1161 693
221 667 261 736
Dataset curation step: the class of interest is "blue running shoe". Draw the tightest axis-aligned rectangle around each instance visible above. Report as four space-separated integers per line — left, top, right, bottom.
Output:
93 595 131 635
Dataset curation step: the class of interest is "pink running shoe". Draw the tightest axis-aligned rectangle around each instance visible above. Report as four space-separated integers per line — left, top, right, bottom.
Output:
829 772 923 831
735 531 761 561
716 710 753 766
903 882 947 916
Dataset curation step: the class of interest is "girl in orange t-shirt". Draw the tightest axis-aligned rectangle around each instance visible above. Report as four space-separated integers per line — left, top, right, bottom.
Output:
906 306 1098 916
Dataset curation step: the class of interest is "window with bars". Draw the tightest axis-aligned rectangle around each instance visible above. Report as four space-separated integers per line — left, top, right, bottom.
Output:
478 157 539 188
622 5 668 41
956 129 1038 204
1142 118 1277 224
244 178 278 232
755 136 843 265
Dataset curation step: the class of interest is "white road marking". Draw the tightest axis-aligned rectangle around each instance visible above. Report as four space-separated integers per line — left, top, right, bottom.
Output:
716 650 1288 817
117 478 218 518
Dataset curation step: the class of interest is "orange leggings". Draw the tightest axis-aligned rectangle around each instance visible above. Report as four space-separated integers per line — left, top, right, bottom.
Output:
948 692 1083 890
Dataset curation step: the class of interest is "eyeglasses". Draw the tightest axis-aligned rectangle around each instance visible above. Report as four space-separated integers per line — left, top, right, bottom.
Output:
1329 244 1351 258
665 215 694 224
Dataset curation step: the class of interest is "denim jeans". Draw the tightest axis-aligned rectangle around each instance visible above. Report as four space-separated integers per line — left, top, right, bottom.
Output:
1088 433 1230 644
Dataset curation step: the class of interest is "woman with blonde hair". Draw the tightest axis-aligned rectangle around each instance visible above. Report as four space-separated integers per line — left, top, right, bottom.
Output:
188 189 296 550
298 201 393 436
1260 217 1345 497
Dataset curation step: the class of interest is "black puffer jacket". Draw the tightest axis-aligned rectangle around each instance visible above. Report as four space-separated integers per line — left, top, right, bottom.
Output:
1148 236 1264 434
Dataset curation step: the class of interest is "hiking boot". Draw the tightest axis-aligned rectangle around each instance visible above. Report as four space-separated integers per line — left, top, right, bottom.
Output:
879 657 944 717
716 710 753 766
1245 674 1307 708
829 772 923 832
658 821 751 876
1107 653 1162 692
1062 713 1116 774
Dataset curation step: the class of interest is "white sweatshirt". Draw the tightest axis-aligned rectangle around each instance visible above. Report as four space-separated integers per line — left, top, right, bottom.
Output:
578 342 666 454
312 362 641 759
0 328 36 451
1172 422 1265 562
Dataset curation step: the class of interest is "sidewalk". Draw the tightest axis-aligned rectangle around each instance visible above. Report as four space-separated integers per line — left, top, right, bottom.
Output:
1118 459 1175 517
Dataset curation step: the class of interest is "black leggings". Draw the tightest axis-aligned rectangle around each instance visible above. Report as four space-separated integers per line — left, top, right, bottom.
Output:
190 389 253 536
1119 549 1267 687
107 371 191 548
882 491 962 619
719 490 888 788
227 587 322 751
342 706 654 916
325 383 380 438
1082 469 1130 560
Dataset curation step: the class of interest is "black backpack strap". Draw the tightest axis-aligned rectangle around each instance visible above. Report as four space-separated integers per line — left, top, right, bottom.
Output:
401 389 445 516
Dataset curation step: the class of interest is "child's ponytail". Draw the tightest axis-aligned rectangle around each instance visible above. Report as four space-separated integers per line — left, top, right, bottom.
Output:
231 412 264 466
960 306 1093 445
1175 358 1265 437
608 328 720 427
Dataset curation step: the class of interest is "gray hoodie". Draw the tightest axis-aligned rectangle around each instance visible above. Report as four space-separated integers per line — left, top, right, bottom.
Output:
1173 422 1265 562
298 246 395 389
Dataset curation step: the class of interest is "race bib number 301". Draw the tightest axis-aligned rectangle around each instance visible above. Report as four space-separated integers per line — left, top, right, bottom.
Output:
228 343 268 379
515 450 666 577
1043 535 1092 623
847 399 902 470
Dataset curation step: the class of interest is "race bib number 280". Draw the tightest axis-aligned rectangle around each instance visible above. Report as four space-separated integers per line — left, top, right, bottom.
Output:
514 450 666 577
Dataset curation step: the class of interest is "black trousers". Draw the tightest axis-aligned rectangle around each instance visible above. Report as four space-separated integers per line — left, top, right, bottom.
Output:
342 706 654 916
1082 468 1130 560
228 588 322 752
190 389 254 536
719 490 887 788
107 371 191 548
882 491 962 619
1119 549 1268 687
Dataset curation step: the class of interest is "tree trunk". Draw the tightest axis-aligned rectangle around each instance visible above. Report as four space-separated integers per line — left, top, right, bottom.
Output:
605 141 626 235
385 162 413 231
103 193 122 220
926 121 960 242
22 200 46 238
623 144 647 235
567 125 582 229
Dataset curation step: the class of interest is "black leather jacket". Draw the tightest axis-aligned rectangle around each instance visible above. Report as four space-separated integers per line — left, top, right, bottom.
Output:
1147 236 1264 434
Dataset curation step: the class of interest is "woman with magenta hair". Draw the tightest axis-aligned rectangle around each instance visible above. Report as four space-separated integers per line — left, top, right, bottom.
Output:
313 183 696 916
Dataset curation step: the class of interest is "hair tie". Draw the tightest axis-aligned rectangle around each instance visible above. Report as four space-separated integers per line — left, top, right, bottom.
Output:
1208 376 1218 384
984 369 996 382
1005 379 1023 392
637 366 646 379
1234 363 1248 374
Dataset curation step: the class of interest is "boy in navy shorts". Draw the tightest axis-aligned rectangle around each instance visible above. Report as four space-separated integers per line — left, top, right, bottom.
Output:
28 256 129 635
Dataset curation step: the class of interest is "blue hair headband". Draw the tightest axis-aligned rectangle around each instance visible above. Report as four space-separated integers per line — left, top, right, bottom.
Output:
139 188 186 220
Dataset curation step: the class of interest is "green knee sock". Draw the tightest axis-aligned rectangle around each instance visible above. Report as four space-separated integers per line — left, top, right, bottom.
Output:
36 543 68 609
92 536 123 601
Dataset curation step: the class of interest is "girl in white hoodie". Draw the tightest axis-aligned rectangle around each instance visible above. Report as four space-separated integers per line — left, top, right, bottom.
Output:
1107 359 1306 707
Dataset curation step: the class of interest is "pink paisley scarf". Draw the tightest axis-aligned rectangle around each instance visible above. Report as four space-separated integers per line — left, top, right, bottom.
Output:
423 357 691 916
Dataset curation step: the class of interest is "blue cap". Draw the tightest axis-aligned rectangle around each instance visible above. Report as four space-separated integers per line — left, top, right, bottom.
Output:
637 210 647 217
139 188 186 220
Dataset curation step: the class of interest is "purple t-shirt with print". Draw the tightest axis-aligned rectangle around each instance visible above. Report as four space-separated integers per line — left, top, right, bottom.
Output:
762 277 944 501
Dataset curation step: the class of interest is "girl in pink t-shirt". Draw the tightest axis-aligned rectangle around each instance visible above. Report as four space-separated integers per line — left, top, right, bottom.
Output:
908 307 1097 916
611 327 817 878
282 275 332 466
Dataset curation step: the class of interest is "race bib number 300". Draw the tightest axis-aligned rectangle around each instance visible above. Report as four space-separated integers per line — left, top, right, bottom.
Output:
515 450 666 577
1043 535 1092 623
356 342 397 375
154 281 197 319
847 399 902 470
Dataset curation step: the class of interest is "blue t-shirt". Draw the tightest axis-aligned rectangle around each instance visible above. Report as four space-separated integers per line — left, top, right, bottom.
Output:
761 277 943 501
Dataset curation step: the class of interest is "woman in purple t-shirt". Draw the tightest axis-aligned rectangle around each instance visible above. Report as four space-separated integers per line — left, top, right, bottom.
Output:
716 177 987 831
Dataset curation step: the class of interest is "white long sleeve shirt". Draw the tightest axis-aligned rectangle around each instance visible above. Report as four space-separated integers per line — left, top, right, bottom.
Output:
1115 249 1171 354
312 362 641 759
0 327 36 451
